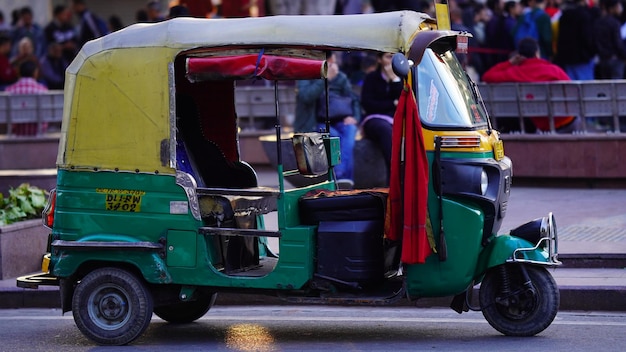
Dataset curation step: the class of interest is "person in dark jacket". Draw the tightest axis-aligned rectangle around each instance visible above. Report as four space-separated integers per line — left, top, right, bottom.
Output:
593 0 626 79
555 0 599 80
72 0 109 47
484 0 519 71
360 52 403 177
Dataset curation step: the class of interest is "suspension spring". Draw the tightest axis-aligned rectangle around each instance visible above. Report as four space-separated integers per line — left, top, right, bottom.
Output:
499 265 512 296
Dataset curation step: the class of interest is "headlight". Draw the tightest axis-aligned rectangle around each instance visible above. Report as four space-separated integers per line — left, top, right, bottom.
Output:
480 169 488 195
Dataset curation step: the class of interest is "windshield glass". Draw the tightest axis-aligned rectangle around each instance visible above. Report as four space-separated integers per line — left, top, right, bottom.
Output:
415 49 488 129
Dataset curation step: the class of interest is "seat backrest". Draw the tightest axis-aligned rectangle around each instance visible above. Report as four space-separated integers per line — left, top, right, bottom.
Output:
177 94 257 188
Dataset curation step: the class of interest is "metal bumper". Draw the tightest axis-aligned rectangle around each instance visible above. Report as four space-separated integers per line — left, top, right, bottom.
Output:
16 272 59 289
510 212 561 266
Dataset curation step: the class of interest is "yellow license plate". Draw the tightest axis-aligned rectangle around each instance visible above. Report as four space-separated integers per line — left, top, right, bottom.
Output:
494 140 504 161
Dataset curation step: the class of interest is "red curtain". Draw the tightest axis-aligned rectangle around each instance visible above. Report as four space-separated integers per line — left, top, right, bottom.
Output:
186 55 326 82
386 86 432 264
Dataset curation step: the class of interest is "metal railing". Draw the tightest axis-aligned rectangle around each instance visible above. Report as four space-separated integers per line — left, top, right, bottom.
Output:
0 91 64 136
4 81 626 137
478 80 626 134
0 86 297 136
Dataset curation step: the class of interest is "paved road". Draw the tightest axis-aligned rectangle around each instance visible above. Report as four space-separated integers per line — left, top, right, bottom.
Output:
0 307 624 351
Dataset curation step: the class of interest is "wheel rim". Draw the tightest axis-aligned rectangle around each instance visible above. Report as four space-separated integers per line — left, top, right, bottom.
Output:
496 286 539 321
87 284 132 330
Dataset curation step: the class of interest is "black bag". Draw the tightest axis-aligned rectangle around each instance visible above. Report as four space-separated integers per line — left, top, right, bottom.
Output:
317 91 354 121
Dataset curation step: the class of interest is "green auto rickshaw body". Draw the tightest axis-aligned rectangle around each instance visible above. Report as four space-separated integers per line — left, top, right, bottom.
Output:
22 11 559 317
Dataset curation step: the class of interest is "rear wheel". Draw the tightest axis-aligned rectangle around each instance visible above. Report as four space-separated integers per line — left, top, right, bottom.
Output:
154 293 217 323
480 264 559 336
72 268 153 345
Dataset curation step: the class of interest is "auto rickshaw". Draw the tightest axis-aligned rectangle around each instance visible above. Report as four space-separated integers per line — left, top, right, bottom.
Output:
18 10 560 345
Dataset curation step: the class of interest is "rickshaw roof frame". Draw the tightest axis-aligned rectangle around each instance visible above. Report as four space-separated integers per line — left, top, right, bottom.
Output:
68 11 435 75
59 11 437 175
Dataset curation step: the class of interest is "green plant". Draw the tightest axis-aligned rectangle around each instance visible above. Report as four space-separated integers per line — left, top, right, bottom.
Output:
0 184 48 226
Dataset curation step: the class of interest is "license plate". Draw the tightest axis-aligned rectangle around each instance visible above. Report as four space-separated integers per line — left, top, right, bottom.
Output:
494 140 504 161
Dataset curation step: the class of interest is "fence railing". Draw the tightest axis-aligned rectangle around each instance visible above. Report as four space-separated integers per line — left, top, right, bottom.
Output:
0 91 64 136
477 80 626 134
4 81 626 137
0 85 297 136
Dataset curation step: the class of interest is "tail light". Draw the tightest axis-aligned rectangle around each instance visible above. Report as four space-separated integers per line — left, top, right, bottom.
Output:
42 189 56 229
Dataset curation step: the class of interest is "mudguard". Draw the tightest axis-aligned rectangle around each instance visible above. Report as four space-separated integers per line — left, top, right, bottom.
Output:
475 234 555 278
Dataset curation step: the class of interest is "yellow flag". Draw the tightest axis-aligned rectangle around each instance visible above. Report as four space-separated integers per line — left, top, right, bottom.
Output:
435 3 451 30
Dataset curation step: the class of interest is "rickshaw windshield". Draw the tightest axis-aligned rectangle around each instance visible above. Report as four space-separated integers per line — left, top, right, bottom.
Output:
416 49 488 129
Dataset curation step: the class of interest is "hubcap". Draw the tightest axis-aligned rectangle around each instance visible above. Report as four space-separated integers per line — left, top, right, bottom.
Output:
88 284 131 330
497 287 538 320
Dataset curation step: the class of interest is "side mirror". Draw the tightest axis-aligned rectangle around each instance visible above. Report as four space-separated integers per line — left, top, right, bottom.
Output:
391 53 410 79
292 132 329 176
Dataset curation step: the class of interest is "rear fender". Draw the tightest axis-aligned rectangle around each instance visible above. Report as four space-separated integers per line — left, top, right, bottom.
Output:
50 234 171 284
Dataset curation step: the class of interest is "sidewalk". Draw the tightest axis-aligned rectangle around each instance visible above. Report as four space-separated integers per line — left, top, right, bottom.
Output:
1 168 625 311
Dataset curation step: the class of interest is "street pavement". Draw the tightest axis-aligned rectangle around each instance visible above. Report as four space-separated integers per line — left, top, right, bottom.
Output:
1 167 625 311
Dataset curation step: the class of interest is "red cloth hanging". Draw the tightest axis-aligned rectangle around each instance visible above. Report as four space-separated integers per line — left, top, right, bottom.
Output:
385 86 432 264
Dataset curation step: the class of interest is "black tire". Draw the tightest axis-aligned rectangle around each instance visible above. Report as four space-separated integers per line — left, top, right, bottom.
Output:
480 264 559 337
154 293 217 323
72 268 153 346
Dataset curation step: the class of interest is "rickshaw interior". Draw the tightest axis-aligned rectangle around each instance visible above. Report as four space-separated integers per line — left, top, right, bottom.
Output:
172 47 397 292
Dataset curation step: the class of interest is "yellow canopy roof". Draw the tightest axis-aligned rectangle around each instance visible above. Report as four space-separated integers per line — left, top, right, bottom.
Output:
59 11 434 174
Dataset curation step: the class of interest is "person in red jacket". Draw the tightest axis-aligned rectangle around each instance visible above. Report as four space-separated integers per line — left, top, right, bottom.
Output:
482 37 579 133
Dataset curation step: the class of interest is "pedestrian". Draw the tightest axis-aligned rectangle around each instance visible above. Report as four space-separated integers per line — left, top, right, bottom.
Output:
39 42 68 90
482 38 578 133
146 1 165 22
512 0 553 60
0 10 11 35
44 5 79 63
593 0 626 79
0 34 17 89
554 0 598 80
360 52 403 180
10 7 45 59
295 52 360 188
4 60 49 135
268 0 337 15
484 0 518 72
10 37 39 77
108 15 124 32
72 0 110 47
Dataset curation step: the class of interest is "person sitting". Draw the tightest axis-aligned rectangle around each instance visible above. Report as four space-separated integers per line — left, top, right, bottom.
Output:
360 52 403 180
5 60 49 135
39 42 69 90
482 37 579 133
295 52 360 188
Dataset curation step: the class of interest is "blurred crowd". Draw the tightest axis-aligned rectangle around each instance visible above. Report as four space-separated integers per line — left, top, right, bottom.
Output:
0 0 432 91
444 0 626 82
1 0 624 92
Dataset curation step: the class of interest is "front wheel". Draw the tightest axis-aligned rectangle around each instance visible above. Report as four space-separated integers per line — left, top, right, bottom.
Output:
480 264 559 336
72 268 153 345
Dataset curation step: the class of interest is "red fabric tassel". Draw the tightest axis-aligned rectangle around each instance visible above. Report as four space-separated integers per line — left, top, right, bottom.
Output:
385 87 432 264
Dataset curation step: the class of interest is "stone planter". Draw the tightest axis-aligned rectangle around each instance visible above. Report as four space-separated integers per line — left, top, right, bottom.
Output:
0 219 48 280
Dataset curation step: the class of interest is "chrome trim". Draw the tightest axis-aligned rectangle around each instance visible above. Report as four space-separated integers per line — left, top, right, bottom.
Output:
509 212 561 266
168 62 177 169
437 135 481 148
52 240 163 251
176 171 201 221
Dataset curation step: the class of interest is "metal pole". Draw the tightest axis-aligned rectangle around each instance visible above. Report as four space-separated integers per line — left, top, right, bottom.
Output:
274 81 285 193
